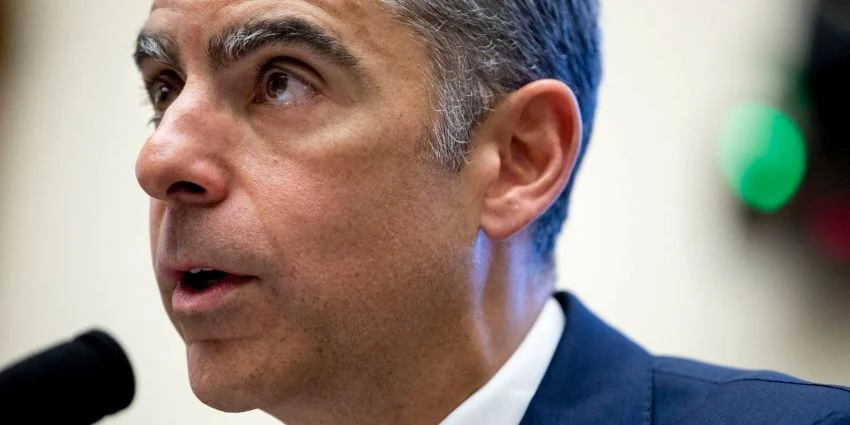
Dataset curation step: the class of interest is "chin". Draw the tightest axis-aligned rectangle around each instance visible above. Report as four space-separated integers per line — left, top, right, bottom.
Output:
185 340 275 413
189 370 258 413
192 384 257 413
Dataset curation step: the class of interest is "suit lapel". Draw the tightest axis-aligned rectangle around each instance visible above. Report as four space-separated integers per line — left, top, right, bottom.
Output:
519 292 654 425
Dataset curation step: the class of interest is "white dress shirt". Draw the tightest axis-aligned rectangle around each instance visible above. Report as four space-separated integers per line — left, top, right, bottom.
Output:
439 298 566 425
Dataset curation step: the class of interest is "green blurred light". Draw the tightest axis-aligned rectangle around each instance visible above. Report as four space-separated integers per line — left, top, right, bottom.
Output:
718 103 807 213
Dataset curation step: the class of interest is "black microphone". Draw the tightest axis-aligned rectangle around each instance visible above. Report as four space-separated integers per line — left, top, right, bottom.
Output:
0 329 135 424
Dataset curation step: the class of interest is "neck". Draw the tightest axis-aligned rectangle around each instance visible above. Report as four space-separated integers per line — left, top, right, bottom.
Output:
266 234 553 425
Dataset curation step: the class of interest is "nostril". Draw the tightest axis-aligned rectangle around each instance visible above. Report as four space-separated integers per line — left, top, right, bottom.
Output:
167 181 206 196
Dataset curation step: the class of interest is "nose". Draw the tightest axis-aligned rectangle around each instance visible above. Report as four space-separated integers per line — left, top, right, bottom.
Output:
136 91 230 206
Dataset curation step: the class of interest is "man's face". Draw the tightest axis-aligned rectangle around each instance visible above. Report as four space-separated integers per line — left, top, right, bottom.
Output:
135 0 485 414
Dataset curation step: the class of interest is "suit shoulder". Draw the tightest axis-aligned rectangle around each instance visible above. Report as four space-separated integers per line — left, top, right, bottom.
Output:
813 409 850 425
651 356 850 425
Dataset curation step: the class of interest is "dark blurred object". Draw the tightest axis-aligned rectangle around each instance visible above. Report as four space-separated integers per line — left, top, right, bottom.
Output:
0 330 136 425
727 0 850 264
800 0 850 262
0 1 9 78
806 0 850 175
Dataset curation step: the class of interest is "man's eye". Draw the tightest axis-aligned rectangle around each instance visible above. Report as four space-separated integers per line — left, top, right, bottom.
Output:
152 84 177 111
256 68 316 105
146 73 182 124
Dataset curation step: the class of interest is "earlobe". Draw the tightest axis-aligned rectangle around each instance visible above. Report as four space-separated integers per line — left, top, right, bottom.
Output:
478 80 582 241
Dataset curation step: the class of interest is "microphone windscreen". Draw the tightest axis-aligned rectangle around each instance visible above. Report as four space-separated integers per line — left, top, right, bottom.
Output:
0 329 135 425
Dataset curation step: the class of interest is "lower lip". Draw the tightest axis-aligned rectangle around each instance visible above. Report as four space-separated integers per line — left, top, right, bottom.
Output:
172 275 255 314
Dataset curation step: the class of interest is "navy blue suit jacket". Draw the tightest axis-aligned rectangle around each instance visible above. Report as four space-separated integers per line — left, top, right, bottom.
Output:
519 293 850 424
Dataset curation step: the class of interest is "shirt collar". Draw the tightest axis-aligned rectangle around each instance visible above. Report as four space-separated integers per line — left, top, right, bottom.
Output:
440 297 566 425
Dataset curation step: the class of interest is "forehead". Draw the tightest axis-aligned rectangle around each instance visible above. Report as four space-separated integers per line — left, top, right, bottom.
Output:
150 0 379 18
142 0 424 72
146 0 396 36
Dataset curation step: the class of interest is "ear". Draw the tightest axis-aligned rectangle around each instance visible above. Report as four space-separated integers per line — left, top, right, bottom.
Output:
474 79 582 241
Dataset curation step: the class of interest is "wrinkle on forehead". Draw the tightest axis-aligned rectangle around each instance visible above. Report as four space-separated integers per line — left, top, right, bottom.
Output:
149 0 376 17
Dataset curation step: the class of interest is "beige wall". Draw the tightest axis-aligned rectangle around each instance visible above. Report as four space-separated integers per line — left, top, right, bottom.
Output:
0 1 846 424
564 0 850 382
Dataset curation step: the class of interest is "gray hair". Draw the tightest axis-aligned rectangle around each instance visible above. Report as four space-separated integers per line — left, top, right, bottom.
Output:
382 0 602 263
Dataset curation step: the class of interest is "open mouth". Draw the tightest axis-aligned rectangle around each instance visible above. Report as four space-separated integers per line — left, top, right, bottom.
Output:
181 268 233 292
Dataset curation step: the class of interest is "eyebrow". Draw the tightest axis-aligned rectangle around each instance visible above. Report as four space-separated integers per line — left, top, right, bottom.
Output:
209 17 362 73
133 17 364 79
134 32 180 69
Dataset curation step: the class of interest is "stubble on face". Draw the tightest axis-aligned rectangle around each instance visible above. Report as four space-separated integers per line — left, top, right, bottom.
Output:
136 0 488 422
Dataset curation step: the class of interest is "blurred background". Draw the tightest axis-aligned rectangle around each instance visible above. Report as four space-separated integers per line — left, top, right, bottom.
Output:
0 0 848 423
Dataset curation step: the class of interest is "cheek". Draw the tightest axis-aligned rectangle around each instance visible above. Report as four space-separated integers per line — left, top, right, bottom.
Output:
251 154 471 320
244 120 441 275
236 108 477 352
259 158 430 260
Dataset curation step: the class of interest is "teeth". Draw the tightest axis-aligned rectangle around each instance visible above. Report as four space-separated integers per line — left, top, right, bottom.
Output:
188 268 215 274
